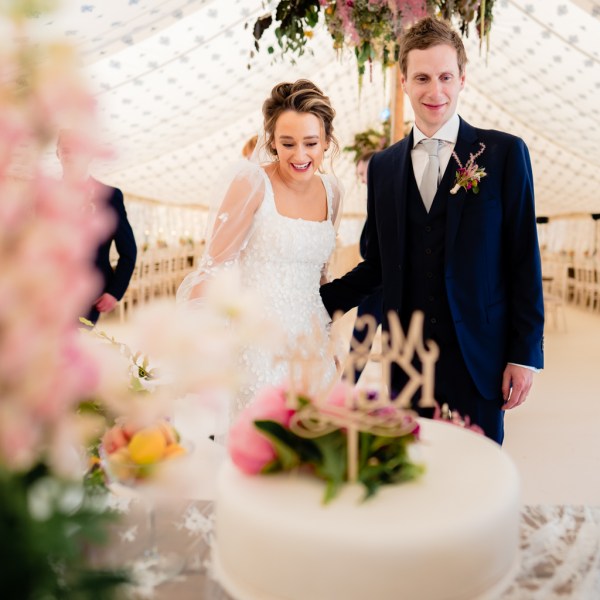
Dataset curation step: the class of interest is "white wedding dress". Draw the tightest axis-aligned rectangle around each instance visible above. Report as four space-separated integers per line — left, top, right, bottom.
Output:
235 168 338 416
177 163 341 423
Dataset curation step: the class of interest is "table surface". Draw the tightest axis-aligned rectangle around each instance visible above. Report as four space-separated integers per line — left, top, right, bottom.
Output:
92 499 600 600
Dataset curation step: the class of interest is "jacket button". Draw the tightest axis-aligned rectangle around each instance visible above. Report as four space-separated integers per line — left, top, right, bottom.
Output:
426 271 433 278
425 226 432 232
430 317 437 324
425 248 432 255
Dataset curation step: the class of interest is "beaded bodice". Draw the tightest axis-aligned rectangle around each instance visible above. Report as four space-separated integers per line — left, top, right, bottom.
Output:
233 168 337 418
240 170 336 335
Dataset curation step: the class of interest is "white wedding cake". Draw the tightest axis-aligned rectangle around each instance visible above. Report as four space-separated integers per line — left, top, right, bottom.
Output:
214 417 520 600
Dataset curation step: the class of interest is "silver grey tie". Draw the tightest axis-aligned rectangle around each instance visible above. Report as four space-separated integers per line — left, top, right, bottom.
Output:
419 139 442 212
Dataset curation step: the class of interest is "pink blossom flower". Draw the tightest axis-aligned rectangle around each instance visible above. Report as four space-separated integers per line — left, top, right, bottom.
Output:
326 381 355 408
0 402 41 472
228 386 294 474
450 144 487 195
0 5 132 478
101 425 130 455
433 403 484 435
410 419 421 439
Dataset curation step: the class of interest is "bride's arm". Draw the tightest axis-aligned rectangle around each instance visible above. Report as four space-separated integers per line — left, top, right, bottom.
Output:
177 171 264 303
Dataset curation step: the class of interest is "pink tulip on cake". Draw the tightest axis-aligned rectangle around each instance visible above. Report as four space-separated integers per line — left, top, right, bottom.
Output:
326 381 355 408
228 385 294 474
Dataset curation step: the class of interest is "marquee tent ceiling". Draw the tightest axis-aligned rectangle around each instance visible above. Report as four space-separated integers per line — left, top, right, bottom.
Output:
31 0 600 217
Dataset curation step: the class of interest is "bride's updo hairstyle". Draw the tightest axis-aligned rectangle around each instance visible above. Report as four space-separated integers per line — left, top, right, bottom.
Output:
262 79 339 160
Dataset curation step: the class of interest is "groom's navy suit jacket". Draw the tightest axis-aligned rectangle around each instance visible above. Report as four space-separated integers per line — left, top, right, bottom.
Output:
321 118 544 400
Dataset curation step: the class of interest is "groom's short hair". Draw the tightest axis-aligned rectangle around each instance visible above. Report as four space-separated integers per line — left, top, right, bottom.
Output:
399 17 468 77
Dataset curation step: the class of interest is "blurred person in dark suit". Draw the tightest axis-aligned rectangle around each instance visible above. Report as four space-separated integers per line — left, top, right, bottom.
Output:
57 130 137 324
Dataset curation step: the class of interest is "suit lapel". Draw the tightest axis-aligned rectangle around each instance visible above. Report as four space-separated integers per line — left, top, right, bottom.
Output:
445 118 479 255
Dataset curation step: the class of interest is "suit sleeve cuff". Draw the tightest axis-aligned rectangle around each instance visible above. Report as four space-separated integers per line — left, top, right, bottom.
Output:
508 362 541 373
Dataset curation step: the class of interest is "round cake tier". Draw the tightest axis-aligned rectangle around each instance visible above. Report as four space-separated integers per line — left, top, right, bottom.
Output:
214 418 520 600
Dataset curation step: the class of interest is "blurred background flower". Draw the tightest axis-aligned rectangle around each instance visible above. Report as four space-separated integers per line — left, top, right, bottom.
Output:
0 1 128 597
1 1 274 592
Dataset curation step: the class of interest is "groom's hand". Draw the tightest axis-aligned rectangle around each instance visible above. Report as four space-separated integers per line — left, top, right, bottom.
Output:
501 364 534 410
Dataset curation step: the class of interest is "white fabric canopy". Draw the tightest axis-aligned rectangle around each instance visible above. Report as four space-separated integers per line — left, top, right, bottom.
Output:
31 0 600 217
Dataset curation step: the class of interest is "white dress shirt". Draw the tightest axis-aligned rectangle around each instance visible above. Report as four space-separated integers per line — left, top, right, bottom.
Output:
411 113 460 186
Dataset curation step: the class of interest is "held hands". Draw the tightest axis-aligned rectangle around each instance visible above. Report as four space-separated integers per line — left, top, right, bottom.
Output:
94 293 118 313
501 364 534 410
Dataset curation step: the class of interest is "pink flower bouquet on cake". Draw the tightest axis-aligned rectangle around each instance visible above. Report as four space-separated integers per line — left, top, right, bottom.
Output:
229 383 424 502
228 386 295 475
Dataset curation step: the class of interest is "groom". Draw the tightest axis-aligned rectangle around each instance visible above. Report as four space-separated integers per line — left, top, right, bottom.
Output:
320 17 544 444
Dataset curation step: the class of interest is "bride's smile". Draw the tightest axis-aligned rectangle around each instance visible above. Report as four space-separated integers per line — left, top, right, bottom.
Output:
291 161 311 171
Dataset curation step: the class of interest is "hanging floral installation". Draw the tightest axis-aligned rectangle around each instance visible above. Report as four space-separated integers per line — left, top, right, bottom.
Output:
251 0 495 83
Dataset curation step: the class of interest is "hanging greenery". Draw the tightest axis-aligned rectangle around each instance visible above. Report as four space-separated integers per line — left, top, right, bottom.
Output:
343 113 391 163
343 113 415 163
251 0 495 83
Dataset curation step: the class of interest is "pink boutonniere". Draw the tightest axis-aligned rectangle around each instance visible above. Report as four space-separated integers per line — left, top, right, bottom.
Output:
450 142 487 195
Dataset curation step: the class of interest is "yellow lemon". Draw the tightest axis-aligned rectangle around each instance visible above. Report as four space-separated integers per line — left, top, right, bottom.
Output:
128 428 167 465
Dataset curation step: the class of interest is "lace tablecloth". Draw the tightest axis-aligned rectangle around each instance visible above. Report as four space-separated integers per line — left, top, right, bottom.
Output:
502 506 600 599
96 502 600 599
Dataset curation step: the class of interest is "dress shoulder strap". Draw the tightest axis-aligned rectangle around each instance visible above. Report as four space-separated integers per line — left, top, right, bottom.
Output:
257 166 276 213
320 173 334 222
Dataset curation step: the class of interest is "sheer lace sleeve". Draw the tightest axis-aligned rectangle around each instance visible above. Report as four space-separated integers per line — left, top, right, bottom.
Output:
176 162 265 306
328 172 343 233
320 172 344 285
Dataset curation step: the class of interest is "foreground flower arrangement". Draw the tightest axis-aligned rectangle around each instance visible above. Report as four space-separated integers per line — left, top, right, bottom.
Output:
0 1 130 596
0 0 276 593
229 382 424 502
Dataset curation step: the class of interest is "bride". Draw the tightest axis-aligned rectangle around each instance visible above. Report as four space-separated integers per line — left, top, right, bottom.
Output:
177 79 343 421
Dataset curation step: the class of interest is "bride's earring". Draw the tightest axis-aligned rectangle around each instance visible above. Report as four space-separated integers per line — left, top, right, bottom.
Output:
318 148 328 174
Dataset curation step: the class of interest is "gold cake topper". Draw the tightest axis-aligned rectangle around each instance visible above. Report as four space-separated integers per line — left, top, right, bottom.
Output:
282 310 439 482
